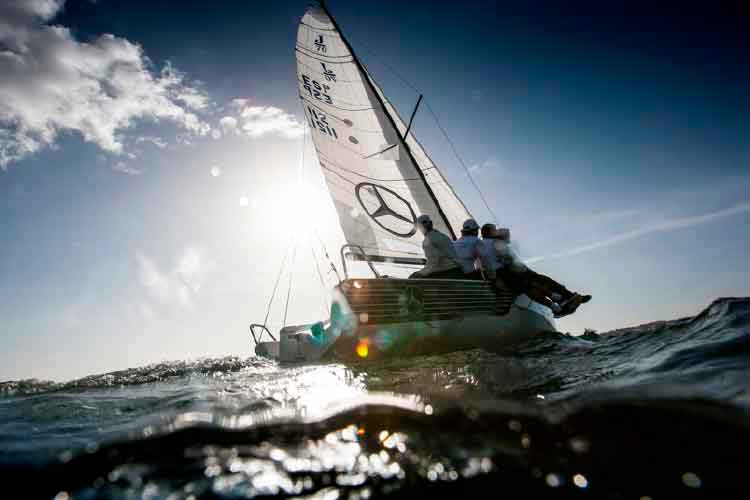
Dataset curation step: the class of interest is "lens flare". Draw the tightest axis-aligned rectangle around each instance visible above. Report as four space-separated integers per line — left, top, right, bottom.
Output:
356 338 369 358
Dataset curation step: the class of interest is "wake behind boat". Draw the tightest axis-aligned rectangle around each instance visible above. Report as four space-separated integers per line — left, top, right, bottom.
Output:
253 2 557 363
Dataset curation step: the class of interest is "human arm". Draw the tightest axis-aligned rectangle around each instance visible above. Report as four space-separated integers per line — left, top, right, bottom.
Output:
477 241 496 280
412 233 438 277
433 232 462 273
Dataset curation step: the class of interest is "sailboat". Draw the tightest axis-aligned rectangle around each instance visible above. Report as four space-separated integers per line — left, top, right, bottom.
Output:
252 2 556 363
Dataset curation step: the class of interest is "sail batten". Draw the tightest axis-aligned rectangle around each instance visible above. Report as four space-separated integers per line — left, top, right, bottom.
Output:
296 5 471 262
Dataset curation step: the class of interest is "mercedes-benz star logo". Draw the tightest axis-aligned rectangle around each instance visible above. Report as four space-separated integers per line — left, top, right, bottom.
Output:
355 182 417 237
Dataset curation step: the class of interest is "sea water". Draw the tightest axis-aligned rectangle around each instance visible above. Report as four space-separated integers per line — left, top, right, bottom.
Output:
1 297 749 499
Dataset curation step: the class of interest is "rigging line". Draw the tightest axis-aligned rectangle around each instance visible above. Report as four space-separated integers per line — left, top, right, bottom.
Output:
297 100 342 284
282 241 298 328
262 241 292 329
310 239 331 315
299 112 307 188
424 100 499 225
299 117 328 314
347 34 498 224
347 36 421 94
313 228 341 282
278 116 308 330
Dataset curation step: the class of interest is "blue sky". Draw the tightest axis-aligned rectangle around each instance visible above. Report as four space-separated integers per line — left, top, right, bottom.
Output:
1 0 748 381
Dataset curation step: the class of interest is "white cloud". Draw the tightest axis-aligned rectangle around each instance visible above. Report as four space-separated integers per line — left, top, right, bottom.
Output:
241 106 305 139
135 247 216 311
219 116 239 134
230 98 249 110
225 102 304 139
173 84 209 111
136 136 167 148
175 246 216 293
136 253 170 302
112 161 142 175
570 208 642 225
527 201 750 264
125 301 154 322
468 158 500 174
0 0 210 169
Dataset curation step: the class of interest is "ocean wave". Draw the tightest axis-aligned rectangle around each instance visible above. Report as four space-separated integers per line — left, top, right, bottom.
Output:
1 297 749 498
3 396 749 499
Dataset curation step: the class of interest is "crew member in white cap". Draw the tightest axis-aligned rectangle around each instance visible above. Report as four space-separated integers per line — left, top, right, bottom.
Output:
409 214 464 279
453 218 496 280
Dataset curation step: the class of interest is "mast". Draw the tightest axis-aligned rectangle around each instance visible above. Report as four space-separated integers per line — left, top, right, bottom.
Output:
316 0 458 240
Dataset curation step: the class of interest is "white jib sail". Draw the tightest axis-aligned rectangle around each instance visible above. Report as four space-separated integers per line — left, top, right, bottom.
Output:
296 6 471 261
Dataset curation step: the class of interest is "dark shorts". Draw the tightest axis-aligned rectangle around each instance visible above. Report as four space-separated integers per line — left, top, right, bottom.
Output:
464 269 485 280
496 268 526 293
497 268 572 299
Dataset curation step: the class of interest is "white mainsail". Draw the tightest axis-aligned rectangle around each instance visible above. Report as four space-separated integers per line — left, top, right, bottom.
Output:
296 5 471 261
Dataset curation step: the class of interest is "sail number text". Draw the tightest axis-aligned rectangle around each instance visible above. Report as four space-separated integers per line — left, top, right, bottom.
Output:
301 74 333 105
306 106 338 139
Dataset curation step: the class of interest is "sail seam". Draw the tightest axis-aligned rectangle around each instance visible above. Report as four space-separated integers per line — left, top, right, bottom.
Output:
295 46 351 60
321 164 415 190
302 99 390 133
299 93 374 112
298 21 338 32
319 156 433 183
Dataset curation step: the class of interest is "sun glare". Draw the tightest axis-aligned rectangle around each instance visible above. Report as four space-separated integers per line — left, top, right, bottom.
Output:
251 182 328 233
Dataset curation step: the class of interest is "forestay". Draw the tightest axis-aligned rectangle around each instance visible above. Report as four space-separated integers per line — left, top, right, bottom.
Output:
295 6 471 262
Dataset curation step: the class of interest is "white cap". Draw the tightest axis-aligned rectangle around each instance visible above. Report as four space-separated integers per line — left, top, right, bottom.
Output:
462 218 479 231
416 214 432 225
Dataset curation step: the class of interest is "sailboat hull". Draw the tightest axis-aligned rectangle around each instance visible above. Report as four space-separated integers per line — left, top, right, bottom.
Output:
253 279 556 363
327 297 555 362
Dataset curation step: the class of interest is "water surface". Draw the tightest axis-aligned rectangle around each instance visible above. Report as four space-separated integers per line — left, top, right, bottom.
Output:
2 297 749 498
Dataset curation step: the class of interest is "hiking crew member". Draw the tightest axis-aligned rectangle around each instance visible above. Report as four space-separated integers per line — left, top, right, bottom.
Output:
409 215 464 279
481 224 591 317
453 218 496 280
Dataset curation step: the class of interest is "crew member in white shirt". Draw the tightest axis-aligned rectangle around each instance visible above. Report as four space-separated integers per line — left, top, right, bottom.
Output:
409 214 464 279
453 218 496 280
